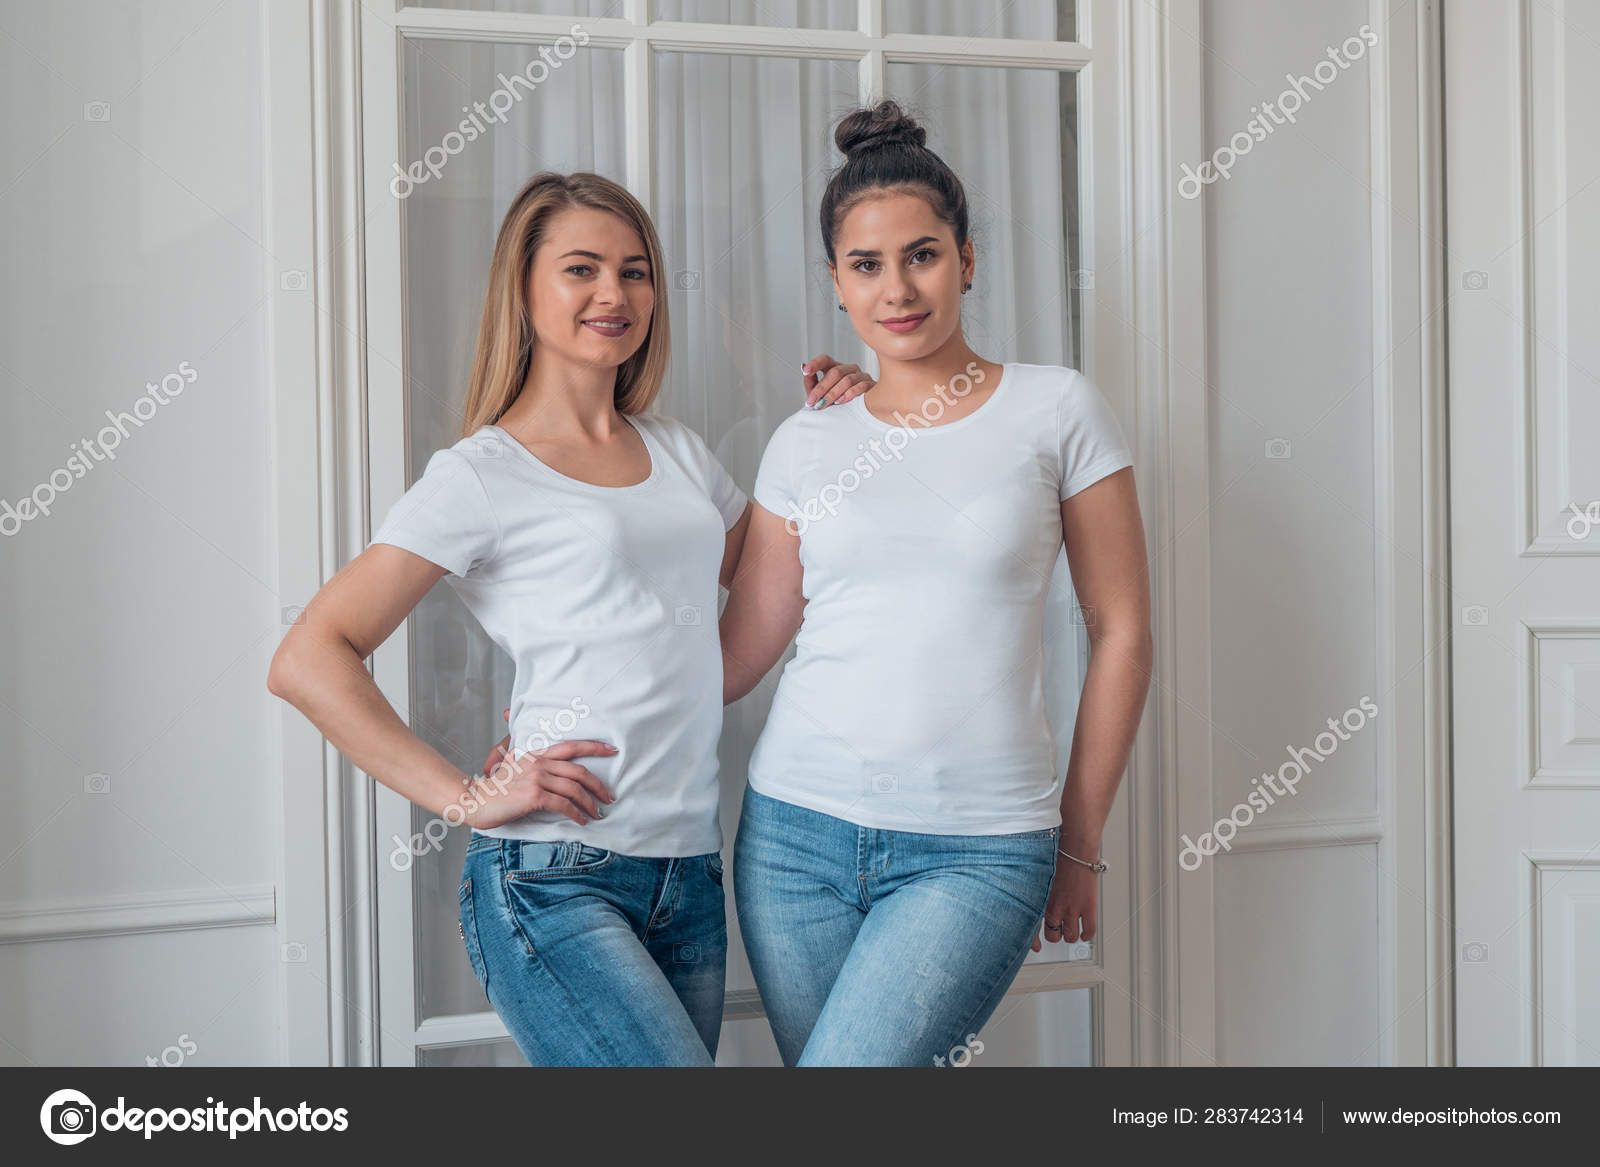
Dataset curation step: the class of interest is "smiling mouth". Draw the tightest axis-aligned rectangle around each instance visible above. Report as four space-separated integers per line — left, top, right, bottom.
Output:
879 313 929 332
582 319 631 336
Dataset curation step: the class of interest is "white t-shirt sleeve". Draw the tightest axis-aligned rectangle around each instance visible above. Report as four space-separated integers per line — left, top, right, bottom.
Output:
751 413 800 518
370 447 501 576
1057 370 1134 500
649 414 748 530
687 426 749 530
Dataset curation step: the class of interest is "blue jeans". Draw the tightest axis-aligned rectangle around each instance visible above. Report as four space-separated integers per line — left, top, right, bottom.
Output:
733 785 1058 1066
458 832 726 1066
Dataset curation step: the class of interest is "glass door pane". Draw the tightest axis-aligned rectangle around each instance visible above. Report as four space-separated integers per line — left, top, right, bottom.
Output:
400 36 626 1021
884 0 1077 41
410 1 627 17
655 1 858 28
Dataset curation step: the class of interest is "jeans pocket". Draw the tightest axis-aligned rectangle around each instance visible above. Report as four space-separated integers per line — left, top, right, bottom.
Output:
505 840 614 881
458 877 489 994
703 852 724 886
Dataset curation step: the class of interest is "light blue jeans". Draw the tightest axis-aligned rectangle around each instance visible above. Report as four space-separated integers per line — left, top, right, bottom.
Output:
733 785 1058 1066
458 832 726 1066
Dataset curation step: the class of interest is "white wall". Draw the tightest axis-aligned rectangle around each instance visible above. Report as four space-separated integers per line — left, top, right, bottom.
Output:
0 0 280 1066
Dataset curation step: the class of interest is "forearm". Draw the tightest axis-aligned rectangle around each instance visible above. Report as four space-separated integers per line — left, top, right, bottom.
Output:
1058 628 1153 855
719 600 792 705
269 630 472 819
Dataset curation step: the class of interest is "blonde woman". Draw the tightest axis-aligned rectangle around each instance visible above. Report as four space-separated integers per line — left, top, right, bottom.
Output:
268 171 869 1067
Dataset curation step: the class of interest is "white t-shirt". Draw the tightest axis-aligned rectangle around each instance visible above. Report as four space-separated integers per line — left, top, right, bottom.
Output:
747 362 1133 835
372 412 748 857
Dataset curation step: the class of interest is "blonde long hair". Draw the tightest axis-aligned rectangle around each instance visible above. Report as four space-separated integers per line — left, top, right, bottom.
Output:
459 172 670 438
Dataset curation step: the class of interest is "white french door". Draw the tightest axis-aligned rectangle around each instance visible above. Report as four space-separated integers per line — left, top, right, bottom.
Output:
1446 0 1600 1066
336 0 1164 1066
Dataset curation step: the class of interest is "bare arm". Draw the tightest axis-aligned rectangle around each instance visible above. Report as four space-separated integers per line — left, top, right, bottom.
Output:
719 503 807 705
1038 466 1154 948
267 544 615 828
719 502 752 589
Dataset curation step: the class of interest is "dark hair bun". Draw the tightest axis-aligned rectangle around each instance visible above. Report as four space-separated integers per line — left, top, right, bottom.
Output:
834 100 927 156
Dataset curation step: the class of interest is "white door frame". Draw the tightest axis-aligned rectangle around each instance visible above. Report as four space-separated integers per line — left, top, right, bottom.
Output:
265 0 1218 1066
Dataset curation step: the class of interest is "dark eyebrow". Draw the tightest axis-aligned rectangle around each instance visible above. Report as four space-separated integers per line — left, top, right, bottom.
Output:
557 250 650 264
843 236 940 259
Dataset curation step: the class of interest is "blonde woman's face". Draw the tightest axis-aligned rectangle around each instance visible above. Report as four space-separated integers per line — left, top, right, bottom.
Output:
526 206 655 372
830 191 972 362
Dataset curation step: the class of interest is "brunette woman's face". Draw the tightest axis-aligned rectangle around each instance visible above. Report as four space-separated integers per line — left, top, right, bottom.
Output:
830 191 973 361
526 206 655 371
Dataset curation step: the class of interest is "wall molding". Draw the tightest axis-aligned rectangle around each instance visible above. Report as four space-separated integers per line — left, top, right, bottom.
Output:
0 885 275 946
1521 618 1600 789
1515 0 1592 559
1222 814 1384 854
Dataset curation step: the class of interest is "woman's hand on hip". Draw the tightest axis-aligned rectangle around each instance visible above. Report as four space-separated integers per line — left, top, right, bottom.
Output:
466 737 619 830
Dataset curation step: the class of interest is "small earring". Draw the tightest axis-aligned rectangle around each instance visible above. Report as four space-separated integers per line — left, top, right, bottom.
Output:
962 282 972 293
837 302 847 311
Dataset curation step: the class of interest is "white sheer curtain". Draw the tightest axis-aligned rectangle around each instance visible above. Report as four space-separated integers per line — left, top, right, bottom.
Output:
396 0 1086 1045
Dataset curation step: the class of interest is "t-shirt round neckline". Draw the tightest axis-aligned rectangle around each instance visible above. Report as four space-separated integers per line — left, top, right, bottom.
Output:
849 361 1015 434
485 416 661 494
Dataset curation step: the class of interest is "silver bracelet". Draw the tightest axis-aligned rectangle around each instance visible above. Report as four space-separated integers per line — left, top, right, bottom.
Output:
1057 847 1108 874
